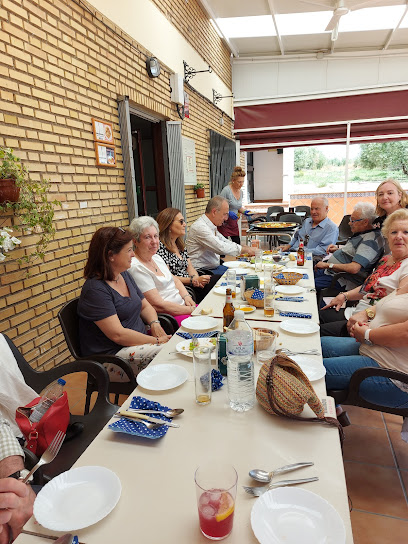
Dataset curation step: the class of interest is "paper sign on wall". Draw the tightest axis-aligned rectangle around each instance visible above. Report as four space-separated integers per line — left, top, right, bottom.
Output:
182 136 197 186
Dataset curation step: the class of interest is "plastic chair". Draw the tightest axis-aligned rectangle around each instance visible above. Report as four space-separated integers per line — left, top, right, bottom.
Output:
295 205 311 220
266 206 284 220
3 334 117 479
276 213 303 245
337 215 352 244
328 367 408 419
58 298 137 412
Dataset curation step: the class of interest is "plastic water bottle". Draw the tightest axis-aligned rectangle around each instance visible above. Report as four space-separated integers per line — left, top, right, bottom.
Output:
29 378 66 423
226 310 255 412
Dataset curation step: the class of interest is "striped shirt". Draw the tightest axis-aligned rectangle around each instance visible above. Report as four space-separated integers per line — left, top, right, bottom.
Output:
325 228 385 290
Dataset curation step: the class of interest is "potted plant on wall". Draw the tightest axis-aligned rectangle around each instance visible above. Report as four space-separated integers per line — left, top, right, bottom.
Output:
193 183 205 198
0 147 60 264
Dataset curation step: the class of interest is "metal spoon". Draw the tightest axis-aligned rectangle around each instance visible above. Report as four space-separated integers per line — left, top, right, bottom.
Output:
249 462 314 483
127 408 184 417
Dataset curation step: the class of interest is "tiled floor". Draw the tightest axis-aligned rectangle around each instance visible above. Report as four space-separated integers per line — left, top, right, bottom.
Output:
61 371 408 542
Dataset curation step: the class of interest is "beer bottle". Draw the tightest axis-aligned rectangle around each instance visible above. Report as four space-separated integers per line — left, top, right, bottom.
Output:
223 288 235 329
297 239 305 267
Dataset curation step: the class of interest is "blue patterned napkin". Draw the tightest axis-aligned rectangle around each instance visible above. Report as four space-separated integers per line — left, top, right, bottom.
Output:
276 297 304 302
108 396 173 439
176 331 220 340
250 288 264 300
211 369 223 391
278 311 312 319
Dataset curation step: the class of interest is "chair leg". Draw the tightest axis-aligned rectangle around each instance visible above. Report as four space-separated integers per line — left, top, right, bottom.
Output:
85 376 96 415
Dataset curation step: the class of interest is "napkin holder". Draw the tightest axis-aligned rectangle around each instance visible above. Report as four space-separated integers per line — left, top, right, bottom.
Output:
244 275 260 291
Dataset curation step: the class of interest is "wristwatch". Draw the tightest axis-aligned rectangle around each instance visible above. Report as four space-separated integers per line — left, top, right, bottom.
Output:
364 329 373 346
365 308 375 320
328 263 334 269
7 469 32 481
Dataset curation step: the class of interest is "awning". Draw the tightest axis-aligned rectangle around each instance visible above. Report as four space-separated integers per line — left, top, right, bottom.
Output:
234 90 408 150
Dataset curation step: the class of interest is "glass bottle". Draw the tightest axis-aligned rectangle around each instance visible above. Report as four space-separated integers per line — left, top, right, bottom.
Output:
297 239 305 266
223 288 235 329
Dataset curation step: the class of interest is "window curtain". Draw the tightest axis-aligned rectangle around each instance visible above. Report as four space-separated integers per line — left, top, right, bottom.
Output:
209 130 236 196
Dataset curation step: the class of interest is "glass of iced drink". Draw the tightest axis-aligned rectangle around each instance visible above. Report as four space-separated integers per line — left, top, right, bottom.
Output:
195 463 238 540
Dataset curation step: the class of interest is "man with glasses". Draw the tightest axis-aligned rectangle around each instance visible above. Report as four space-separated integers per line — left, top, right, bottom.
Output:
187 196 256 275
314 202 384 292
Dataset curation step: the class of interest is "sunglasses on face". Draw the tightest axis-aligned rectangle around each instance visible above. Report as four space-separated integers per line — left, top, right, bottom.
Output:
349 218 364 224
175 219 186 225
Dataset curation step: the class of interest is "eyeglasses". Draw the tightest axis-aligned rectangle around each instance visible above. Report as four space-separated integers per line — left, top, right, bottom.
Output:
177 219 186 225
349 218 364 224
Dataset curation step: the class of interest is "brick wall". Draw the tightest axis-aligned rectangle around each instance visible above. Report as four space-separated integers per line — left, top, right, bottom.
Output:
0 0 233 369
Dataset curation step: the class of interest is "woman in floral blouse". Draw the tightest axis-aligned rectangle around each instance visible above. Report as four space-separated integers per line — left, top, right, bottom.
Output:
156 208 220 303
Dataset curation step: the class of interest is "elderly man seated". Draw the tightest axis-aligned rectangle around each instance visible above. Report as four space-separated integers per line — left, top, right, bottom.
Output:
314 202 384 292
187 196 256 275
280 197 338 258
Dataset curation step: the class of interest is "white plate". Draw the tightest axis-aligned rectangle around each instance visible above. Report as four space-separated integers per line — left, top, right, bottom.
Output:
34 466 121 531
137 364 189 391
291 355 326 381
223 261 250 269
275 285 305 295
176 338 217 359
280 319 320 335
251 487 345 544
236 304 256 314
181 316 218 331
213 286 241 296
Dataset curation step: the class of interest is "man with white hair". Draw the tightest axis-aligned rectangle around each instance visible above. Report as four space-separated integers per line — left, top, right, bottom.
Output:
280 197 338 256
314 202 384 291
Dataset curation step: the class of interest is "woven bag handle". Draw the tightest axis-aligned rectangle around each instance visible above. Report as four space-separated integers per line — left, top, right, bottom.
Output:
266 354 345 443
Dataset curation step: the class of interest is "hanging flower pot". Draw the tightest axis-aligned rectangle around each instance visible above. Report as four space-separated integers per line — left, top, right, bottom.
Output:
194 184 205 198
0 178 20 203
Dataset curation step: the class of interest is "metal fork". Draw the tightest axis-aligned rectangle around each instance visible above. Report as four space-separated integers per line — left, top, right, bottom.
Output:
22 430 65 484
243 476 319 497
280 348 320 356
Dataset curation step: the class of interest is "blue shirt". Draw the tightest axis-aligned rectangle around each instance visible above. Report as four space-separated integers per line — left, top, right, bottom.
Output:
288 217 339 256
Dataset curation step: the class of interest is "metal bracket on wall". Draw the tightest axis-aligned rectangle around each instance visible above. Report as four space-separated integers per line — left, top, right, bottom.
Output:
183 61 212 82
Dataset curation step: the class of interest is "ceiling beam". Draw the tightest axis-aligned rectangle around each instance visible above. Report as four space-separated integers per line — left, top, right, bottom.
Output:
383 1 408 51
197 0 239 57
267 0 285 56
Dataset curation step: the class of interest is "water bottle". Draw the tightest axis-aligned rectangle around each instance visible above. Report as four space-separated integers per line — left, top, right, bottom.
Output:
226 310 255 412
29 378 66 423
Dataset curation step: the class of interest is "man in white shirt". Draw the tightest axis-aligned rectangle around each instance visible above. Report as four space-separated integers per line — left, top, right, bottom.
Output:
187 196 256 274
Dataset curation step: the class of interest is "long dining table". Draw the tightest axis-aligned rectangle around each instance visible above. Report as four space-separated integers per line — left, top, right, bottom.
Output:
18 255 354 544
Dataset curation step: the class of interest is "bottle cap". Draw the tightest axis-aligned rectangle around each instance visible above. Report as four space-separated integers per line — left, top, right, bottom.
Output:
234 310 245 319
57 378 66 386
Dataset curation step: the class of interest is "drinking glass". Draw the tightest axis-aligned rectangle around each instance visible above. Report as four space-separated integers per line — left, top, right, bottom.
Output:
254 249 263 273
193 346 212 405
226 269 237 299
263 262 274 283
254 328 279 365
195 462 238 540
263 280 275 318
251 239 260 249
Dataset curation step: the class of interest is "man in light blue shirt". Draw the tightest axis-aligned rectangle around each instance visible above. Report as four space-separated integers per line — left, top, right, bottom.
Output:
280 197 338 256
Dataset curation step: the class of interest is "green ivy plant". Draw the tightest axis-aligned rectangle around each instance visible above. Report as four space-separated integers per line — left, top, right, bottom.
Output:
0 147 61 263
193 183 205 190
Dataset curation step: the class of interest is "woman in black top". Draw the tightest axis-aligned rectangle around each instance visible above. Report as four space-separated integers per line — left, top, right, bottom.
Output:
156 208 220 304
78 227 170 380
373 179 408 228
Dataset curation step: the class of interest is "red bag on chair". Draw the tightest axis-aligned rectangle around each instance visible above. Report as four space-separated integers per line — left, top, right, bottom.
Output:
15 392 70 456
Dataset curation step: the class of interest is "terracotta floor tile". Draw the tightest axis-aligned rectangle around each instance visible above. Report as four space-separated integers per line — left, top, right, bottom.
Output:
383 413 404 433
343 426 395 467
345 406 385 429
351 511 408 544
388 430 408 470
344 462 408 518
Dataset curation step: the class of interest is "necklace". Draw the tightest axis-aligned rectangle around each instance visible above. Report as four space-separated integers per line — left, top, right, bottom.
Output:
113 275 121 283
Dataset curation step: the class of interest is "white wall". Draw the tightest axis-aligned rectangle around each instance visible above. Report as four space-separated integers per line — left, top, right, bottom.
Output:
88 0 233 116
232 54 408 106
253 150 283 201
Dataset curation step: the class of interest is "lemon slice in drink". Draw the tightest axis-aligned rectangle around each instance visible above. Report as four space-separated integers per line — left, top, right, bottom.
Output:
216 491 234 522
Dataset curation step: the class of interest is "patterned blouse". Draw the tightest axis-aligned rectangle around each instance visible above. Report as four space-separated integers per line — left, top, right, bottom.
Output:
157 242 190 278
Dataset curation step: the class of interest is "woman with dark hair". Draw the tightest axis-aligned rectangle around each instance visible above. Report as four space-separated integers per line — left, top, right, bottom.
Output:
218 166 252 243
78 226 171 381
156 208 220 303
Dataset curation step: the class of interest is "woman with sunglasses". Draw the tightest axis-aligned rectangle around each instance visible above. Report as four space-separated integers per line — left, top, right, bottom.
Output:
156 208 220 304
78 227 171 381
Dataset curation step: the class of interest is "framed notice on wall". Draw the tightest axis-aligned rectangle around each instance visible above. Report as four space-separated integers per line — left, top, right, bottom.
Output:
182 136 197 186
92 118 114 144
95 143 116 167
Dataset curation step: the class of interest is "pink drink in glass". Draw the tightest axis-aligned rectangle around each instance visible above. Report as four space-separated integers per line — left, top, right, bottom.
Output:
198 489 235 540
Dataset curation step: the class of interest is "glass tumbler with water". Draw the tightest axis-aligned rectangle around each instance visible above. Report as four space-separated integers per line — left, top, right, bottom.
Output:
254 249 263 273
226 310 255 412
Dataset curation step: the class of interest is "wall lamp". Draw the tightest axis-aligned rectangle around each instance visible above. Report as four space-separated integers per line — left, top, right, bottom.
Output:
213 89 234 106
183 61 212 82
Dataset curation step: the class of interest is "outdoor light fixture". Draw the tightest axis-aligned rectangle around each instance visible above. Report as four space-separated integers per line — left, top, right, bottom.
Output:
183 61 212 82
146 57 161 78
213 89 234 106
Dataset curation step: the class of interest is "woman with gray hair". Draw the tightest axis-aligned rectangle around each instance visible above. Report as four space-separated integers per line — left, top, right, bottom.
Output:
128 216 196 326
